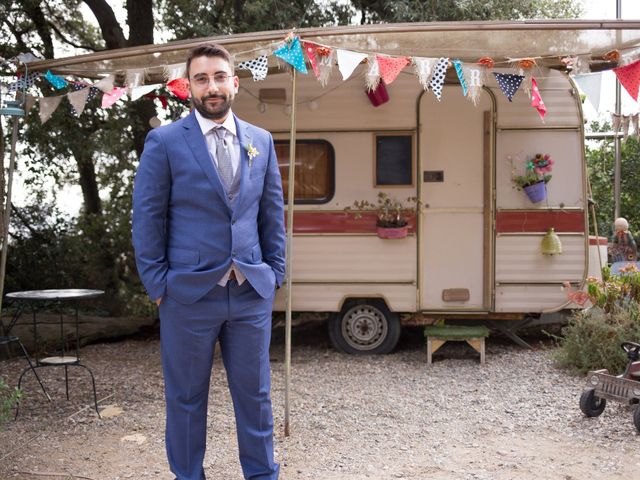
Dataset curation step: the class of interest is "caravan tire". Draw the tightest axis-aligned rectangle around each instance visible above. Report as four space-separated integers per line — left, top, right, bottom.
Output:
328 299 401 354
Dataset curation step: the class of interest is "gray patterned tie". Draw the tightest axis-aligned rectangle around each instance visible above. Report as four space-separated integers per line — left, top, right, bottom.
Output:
212 127 233 190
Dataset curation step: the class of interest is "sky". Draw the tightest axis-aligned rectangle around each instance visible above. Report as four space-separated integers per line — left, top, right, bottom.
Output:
10 0 640 215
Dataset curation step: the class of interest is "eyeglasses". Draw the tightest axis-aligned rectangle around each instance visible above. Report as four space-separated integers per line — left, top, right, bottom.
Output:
190 72 233 88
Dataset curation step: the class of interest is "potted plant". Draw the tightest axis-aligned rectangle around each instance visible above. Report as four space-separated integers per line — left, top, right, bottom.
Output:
511 153 554 203
345 192 418 239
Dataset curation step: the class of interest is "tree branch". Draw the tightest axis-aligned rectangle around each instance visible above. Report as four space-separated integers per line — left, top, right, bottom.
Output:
48 20 99 52
82 0 127 49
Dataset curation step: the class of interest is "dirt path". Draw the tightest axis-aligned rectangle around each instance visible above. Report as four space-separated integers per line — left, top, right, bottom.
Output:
1 324 639 479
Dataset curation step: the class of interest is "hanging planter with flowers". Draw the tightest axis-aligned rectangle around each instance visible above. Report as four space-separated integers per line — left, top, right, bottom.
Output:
511 153 554 203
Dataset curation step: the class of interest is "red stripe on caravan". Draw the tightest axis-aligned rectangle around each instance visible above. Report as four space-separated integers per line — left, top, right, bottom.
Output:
589 236 608 245
287 211 417 234
496 211 585 233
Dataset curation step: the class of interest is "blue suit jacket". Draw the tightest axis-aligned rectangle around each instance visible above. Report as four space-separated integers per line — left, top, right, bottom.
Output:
132 111 286 305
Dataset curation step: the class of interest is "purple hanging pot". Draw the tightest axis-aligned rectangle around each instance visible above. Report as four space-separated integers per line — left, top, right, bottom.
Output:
523 182 547 203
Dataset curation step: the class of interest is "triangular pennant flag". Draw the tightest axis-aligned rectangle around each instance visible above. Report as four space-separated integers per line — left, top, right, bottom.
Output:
8 72 40 91
167 78 190 100
273 37 308 74
429 57 449 101
302 42 319 77
317 49 334 87
238 55 269 81
413 57 436 90
94 74 115 93
39 96 63 123
126 69 147 89
44 70 67 90
622 115 631 140
101 86 126 108
530 77 546 122
612 113 621 134
376 56 409 85
452 59 467 97
131 83 161 101
573 73 602 112
463 65 484 105
336 49 367 81
613 60 640 101
25 94 37 112
163 63 186 82
632 114 639 139
67 87 90 116
365 56 381 92
493 72 524 102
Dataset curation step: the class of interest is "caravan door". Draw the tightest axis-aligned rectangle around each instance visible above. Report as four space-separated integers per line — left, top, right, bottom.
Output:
418 86 493 311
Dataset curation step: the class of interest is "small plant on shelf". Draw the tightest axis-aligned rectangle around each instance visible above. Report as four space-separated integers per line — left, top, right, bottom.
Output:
345 192 418 238
510 153 554 203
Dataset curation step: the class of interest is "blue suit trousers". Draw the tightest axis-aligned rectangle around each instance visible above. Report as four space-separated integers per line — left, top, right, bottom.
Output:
159 280 279 480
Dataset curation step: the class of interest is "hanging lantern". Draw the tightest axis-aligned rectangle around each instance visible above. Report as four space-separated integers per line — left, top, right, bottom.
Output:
541 227 563 255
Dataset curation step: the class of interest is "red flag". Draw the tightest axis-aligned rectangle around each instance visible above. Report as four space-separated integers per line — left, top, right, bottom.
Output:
613 60 640 101
531 77 546 121
302 41 319 77
376 56 409 85
167 78 190 100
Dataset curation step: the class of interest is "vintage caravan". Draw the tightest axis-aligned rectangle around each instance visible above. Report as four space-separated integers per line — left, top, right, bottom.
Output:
229 27 607 354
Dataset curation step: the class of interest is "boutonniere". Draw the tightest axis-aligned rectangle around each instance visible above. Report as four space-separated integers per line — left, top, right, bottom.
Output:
246 143 259 167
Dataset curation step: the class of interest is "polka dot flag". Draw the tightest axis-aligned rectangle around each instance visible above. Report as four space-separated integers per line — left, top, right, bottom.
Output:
274 37 308 74
430 57 449 101
493 72 524 102
238 55 269 81
613 59 640 101
44 70 68 90
376 56 409 85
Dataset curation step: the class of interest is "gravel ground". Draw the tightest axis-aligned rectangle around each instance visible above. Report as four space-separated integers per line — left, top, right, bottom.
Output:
1 322 639 480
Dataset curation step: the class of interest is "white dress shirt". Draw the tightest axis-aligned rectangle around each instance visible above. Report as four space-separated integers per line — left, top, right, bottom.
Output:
194 109 246 287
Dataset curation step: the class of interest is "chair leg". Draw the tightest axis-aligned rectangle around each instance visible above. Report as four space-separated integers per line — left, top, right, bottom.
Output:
76 364 101 418
16 340 50 401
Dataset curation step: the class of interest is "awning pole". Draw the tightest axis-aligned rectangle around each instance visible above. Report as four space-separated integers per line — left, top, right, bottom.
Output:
284 68 297 437
0 118 20 321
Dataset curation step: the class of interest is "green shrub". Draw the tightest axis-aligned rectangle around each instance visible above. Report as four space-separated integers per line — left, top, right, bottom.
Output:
0 378 21 427
552 305 640 374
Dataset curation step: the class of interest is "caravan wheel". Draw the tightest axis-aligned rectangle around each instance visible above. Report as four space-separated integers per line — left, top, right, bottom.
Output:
328 299 401 354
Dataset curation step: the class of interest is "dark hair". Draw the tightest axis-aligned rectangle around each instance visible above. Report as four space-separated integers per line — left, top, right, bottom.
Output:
186 43 234 77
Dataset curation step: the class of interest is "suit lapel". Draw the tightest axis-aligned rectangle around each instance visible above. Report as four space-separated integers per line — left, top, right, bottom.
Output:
234 115 253 213
182 111 231 210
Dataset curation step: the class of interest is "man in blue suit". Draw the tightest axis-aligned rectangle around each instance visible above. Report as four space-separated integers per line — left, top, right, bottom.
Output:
132 43 285 480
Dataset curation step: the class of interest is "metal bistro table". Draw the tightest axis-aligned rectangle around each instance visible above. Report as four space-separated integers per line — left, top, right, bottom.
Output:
6 289 104 416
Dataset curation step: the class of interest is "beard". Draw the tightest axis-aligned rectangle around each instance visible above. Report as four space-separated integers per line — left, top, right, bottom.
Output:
192 92 234 121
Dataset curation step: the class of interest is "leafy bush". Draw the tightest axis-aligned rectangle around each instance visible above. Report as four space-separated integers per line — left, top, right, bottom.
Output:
0 378 21 428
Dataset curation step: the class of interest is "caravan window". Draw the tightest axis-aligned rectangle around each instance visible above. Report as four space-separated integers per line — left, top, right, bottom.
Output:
275 140 335 204
374 133 414 187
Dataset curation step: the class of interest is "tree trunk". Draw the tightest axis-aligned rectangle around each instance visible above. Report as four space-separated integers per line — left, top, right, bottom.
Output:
74 151 102 215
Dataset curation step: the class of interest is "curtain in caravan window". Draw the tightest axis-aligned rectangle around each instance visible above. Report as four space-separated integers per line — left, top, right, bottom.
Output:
275 140 335 204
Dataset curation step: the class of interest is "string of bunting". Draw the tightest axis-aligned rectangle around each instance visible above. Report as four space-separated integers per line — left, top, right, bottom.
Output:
4 33 640 125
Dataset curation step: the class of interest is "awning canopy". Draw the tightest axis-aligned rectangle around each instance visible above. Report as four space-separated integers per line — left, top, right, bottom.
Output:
23 20 640 81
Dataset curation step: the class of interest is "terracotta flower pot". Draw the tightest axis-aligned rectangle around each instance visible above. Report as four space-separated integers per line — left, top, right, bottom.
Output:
376 225 409 239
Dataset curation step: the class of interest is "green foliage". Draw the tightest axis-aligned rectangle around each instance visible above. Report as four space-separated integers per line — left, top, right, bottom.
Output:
553 306 640 374
345 192 418 228
0 378 21 428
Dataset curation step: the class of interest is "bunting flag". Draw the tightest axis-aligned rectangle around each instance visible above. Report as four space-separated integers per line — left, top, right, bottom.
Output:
317 49 334 86
68 87 90 116
273 37 307 74
39 96 63 123
413 57 436 90
131 84 162 101
613 59 640 101
377 56 409 85
622 115 631 140
44 70 67 89
167 78 190 100
25 94 37 113
101 86 127 108
302 42 319 77
429 57 449 101
530 77 546 121
365 56 381 92
238 55 269 81
8 72 40 91
336 49 367 81
632 114 639 139
612 113 622 134
463 65 484 105
493 72 524 102
163 63 186 82
126 69 147 89
452 59 467 97
94 74 115 93
573 73 602 111
69 82 98 114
